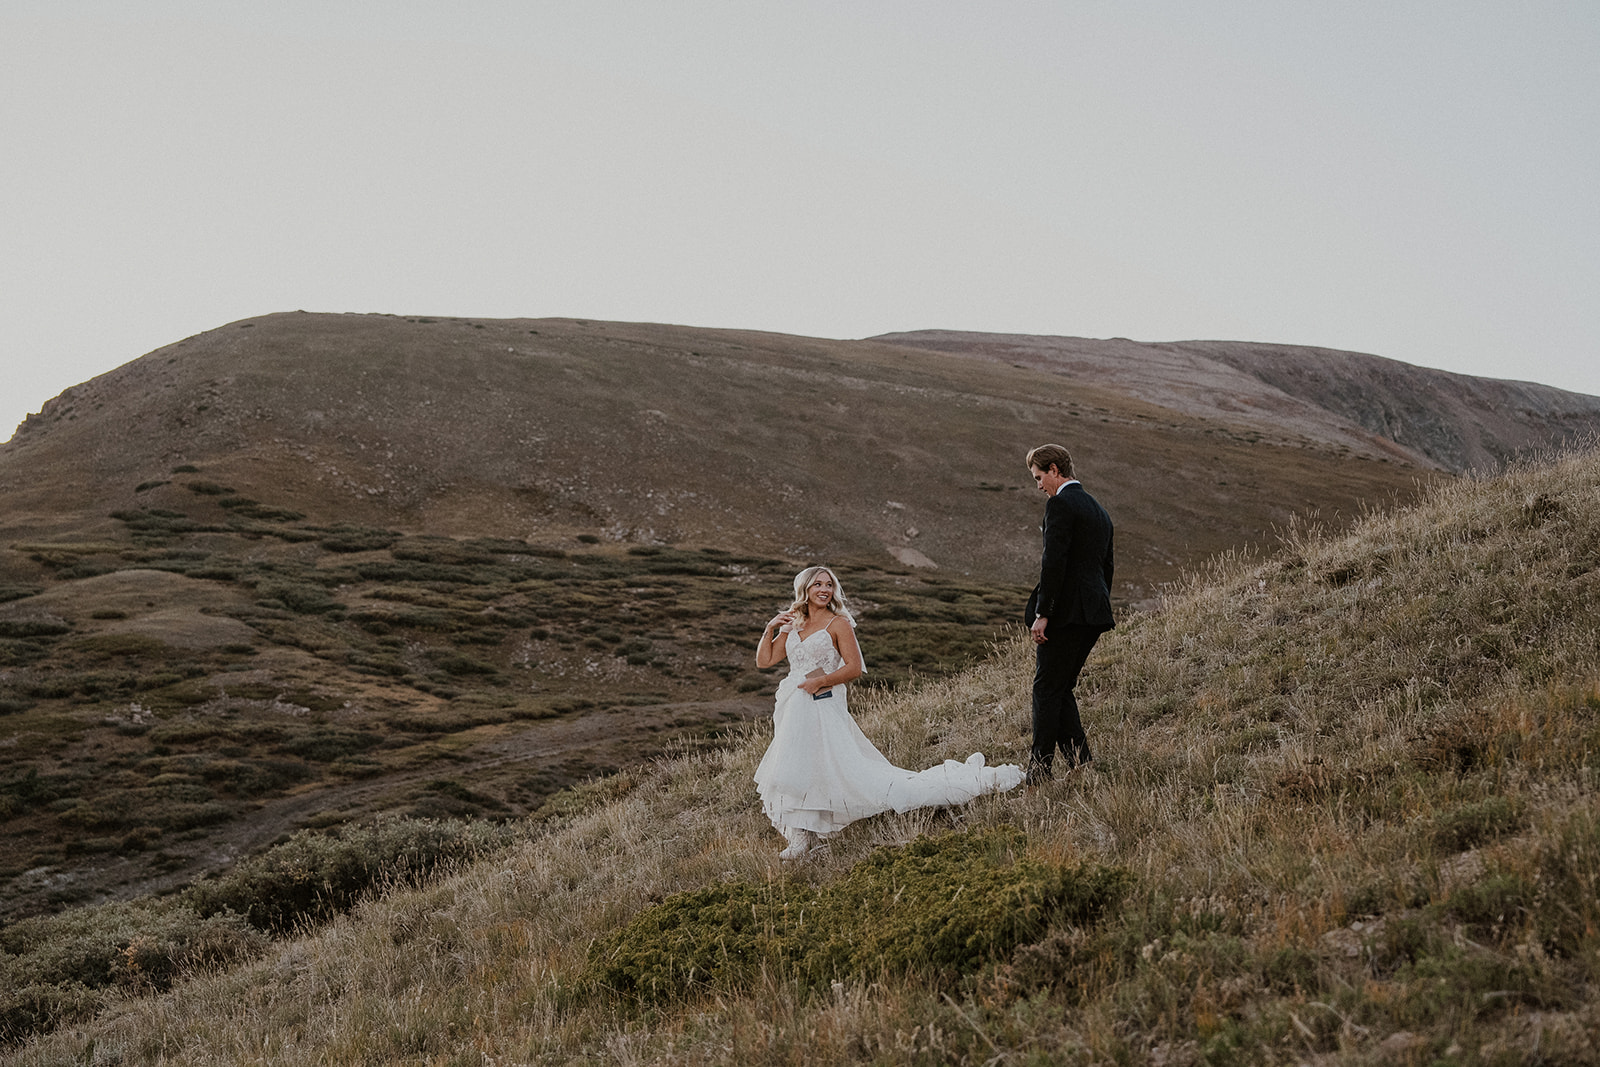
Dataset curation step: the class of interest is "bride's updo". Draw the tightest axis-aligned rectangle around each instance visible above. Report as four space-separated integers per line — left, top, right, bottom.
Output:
790 565 856 623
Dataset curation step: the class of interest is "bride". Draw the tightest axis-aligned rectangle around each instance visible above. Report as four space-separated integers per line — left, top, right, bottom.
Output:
752 565 1025 860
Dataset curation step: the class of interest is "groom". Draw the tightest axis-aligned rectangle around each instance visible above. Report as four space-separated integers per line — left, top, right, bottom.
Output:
1023 443 1115 782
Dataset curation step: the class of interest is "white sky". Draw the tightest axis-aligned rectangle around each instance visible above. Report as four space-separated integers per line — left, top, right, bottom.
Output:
3 2 1597 442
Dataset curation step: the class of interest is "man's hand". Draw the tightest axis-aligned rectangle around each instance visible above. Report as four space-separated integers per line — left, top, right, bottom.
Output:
1030 616 1049 644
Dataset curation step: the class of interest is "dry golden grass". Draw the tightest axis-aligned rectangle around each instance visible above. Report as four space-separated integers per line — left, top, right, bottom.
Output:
9 447 1600 1065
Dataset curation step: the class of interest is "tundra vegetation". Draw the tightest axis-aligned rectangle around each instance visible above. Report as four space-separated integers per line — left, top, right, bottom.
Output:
2 447 1599 1063
1 473 1022 919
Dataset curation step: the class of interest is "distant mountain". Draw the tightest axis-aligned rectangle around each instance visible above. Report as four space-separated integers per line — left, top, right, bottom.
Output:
0 313 1456 603
872 330 1600 474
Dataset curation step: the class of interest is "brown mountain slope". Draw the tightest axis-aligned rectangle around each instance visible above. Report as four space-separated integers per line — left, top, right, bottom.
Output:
1 312 1434 602
873 330 1600 473
0 313 1498 920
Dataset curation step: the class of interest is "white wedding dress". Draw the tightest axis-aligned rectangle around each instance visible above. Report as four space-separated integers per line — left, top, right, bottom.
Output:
753 621 1025 845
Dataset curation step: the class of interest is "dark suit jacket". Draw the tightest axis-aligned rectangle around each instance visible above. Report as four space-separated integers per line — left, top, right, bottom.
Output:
1025 482 1115 633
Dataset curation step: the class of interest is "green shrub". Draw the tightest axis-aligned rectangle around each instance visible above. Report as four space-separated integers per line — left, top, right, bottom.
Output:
54 559 121 580
1260 945 1320 994
202 757 314 796
0 618 72 639
109 508 220 540
410 778 509 818
349 605 466 632
585 827 1130 1002
391 538 496 565
231 502 306 522
319 526 401 553
1390 947 1573 1028
1523 809 1600 955
272 727 380 762
467 537 561 557
354 559 488 585
0 899 264 1042
0 980 101 1044
156 802 236 831
146 721 232 745
256 581 341 615
187 816 516 933
0 639 51 667
1429 796 1523 852
1 767 76 813
429 650 499 678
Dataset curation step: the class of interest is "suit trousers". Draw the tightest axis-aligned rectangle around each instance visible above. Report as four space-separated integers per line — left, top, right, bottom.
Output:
1031 623 1100 771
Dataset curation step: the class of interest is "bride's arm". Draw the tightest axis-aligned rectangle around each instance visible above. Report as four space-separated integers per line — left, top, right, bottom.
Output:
755 611 795 669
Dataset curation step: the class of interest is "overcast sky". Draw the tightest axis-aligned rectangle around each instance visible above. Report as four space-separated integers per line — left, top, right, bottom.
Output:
3 1 1597 442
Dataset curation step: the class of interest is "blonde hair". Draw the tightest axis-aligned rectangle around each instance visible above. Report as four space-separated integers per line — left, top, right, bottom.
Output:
789 565 855 622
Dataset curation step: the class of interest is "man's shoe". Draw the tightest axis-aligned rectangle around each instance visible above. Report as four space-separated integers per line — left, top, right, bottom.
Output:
1024 761 1053 787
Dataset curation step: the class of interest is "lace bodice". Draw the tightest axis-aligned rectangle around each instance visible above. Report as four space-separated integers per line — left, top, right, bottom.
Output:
784 622 847 679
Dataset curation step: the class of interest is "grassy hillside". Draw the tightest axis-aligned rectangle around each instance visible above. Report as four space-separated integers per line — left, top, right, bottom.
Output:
7 447 1597 1064
0 472 1023 919
0 312 1442 921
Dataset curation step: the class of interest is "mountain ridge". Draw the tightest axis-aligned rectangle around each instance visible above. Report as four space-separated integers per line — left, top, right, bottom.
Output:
0 311 1472 603
872 328 1600 473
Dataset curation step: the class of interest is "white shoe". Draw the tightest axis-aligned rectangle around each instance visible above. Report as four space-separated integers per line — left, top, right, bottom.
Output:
778 828 815 860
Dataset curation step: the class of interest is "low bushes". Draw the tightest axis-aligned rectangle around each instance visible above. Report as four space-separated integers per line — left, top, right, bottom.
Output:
585 827 1130 1002
0 816 520 1044
0 901 264 1043
317 525 401 553
187 816 517 933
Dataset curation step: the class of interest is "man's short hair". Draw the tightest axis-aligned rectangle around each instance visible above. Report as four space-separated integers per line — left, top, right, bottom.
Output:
1026 444 1075 479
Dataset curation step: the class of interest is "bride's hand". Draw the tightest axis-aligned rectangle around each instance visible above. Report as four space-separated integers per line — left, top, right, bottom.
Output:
768 610 798 631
